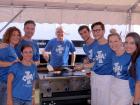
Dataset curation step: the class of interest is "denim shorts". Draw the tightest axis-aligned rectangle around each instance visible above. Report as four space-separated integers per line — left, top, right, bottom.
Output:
0 81 7 105
13 97 32 105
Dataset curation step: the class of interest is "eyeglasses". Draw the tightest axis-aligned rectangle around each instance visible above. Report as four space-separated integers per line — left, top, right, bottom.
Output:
22 51 33 54
92 29 102 33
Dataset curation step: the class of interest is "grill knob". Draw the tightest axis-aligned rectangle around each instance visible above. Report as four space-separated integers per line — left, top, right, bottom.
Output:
47 87 51 92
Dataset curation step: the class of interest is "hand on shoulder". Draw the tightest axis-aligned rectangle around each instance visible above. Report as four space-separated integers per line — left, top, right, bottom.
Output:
0 42 8 49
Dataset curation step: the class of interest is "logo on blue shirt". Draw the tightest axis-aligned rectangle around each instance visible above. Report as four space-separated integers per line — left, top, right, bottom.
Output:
88 49 93 59
55 45 64 55
113 62 122 76
96 51 106 63
22 71 33 85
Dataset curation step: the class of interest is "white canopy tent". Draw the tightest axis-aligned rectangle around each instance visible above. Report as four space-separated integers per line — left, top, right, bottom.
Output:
0 0 140 40
0 0 140 54
0 0 140 24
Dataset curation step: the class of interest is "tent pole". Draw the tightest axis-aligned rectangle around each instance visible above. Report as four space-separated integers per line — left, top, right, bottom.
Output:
0 7 25 33
127 0 140 32
127 10 132 32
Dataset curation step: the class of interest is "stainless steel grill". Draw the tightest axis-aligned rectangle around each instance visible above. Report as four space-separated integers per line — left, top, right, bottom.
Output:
38 71 91 105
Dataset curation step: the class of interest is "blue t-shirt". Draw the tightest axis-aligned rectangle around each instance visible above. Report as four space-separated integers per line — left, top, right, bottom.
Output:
112 52 131 80
0 45 17 82
45 38 76 67
9 62 38 101
92 41 113 75
129 56 140 96
83 41 95 62
15 39 40 61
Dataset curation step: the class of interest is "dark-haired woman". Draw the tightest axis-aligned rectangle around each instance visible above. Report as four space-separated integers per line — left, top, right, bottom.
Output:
7 45 38 105
125 32 140 105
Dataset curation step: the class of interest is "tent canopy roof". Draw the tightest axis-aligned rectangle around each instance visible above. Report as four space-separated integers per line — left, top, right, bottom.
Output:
0 0 140 12
0 0 140 24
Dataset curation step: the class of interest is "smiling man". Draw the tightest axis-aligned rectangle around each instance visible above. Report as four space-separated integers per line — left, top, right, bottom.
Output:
42 26 76 68
90 22 113 105
15 20 40 65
